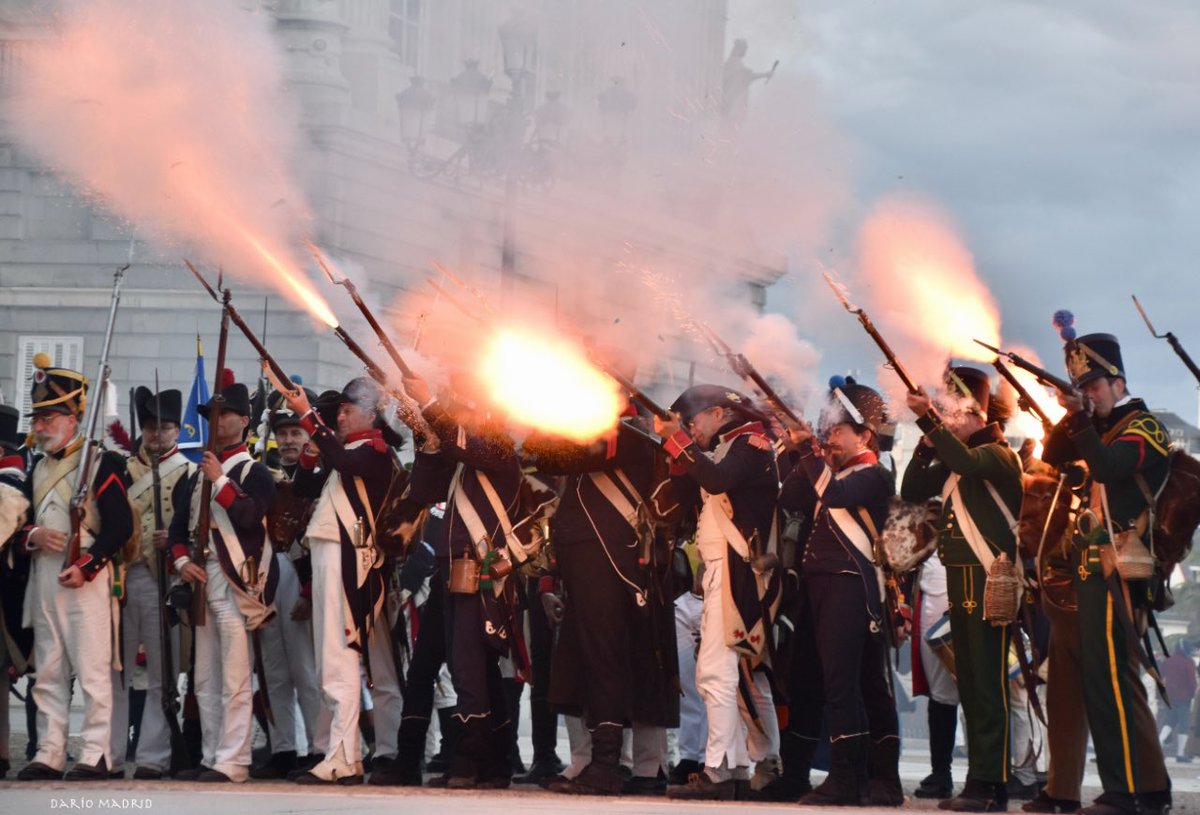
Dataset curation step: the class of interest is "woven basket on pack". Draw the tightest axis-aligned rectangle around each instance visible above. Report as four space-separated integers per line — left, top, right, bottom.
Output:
1114 529 1156 581
983 552 1020 627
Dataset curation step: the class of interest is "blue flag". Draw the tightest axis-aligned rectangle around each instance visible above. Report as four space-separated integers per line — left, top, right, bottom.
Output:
179 335 209 462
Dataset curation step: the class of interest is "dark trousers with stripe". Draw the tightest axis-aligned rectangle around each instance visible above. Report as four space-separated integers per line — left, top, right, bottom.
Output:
946 563 1011 784
1074 558 1169 798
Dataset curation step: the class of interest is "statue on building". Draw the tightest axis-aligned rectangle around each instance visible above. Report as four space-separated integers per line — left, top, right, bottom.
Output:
719 39 777 125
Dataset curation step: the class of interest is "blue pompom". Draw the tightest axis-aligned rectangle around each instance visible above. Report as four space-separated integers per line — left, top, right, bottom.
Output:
1060 326 1077 341
828 375 846 390
1052 309 1074 330
289 374 304 384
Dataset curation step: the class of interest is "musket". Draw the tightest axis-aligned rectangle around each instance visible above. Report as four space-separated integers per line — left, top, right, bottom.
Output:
972 339 1078 396
308 241 416 378
990 357 1054 434
257 297 275 461
586 350 672 421
151 371 188 774
691 320 804 426
186 261 292 389
189 283 232 628
1133 295 1200 386
64 264 127 571
823 272 920 394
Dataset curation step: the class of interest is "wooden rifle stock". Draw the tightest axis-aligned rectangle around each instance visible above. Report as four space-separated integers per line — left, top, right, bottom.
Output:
823 273 920 394
991 358 1054 433
1132 295 1200 386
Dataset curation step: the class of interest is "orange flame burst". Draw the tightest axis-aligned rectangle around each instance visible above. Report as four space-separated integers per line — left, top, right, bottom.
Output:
478 328 623 442
858 197 1001 376
231 225 338 328
1005 346 1067 454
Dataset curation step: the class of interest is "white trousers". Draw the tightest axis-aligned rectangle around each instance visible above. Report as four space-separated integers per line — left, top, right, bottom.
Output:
30 548 113 770
743 668 780 762
696 557 749 779
259 554 324 755
110 564 178 771
310 538 402 763
674 591 708 763
194 560 254 778
919 591 960 705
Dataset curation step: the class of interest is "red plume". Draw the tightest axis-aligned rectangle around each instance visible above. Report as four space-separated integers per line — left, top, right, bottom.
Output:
107 419 133 453
219 367 236 390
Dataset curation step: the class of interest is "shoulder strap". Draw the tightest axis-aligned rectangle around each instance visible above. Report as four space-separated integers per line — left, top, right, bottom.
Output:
588 469 641 530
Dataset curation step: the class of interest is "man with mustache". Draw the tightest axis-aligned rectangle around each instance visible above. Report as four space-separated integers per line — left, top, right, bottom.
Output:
109 386 194 780
167 373 277 783
250 387 326 780
16 357 134 781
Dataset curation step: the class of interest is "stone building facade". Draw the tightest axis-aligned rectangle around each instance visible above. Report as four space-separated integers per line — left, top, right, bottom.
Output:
0 0 783 428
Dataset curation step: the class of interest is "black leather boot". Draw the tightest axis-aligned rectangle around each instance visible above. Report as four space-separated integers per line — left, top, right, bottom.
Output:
868 735 904 806
941 778 1009 812
799 734 869 807
547 723 624 796
761 731 817 801
917 700 958 799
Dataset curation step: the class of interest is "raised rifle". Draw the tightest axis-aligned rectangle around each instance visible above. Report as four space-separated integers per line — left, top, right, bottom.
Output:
585 349 672 422
823 272 921 394
1133 295 1200 386
151 371 188 773
972 339 1079 396
990 357 1054 434
64 264 127 571
691 320 805 426
308 241 416 378
189 281 232 628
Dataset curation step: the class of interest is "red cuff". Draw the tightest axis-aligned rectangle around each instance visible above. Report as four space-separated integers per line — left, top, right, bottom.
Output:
214 481 237 508
299 410 319 436
299 447 319 470
662 430 693 460
299 581 312 601
74 553 99 580
170 543 190 566
538 575 556 595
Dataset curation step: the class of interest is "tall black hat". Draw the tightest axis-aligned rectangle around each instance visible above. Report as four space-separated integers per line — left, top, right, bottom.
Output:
670 384 751 425
824 375 886 434
1066 333 1124 388
198 369 252 419
134 386 183 427
313 389 343 428
944 366 991 416
27 353 87 417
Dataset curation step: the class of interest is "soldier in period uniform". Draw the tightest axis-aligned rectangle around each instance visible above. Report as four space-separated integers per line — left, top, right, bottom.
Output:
1032 333 1171 815
15 359 134 781
250 388 326 779
168 376 276 783
0 403 34 779
110 386 194 779
524 401 680 796
654 384 781 801
902 366 1024 812
402 373 527 790
774 377 902 807
281 378 403 786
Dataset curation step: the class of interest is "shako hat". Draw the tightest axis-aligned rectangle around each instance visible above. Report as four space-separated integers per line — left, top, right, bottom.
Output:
944 366 991 416
670 384 750 425
198 369 252 418
28 353 87 417
824 375 886 434
134 386 183 427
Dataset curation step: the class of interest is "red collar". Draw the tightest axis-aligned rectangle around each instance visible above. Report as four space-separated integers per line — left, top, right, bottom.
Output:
140 445 179 465
218 443 248 462
345 428 383 445
839 450 878 471
719 421 767 445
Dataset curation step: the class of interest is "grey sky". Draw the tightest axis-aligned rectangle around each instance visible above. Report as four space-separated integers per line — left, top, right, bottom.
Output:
731 1 1200 422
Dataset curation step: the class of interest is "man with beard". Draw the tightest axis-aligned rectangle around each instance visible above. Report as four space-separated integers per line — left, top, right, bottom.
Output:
16 358 134 781
523 399 680 796
168 374 276 783
902 367 1023 812
0 403 33 779
250 389 326 780
1033 331 1172 815
401 373 527 790
282 378 403 785
655 385 780 801
109 386 194 779
773 377 902 807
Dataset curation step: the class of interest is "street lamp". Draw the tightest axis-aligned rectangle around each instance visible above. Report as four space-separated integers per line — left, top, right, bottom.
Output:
395 75 436 152
498 11 537 107
450 59 493 129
